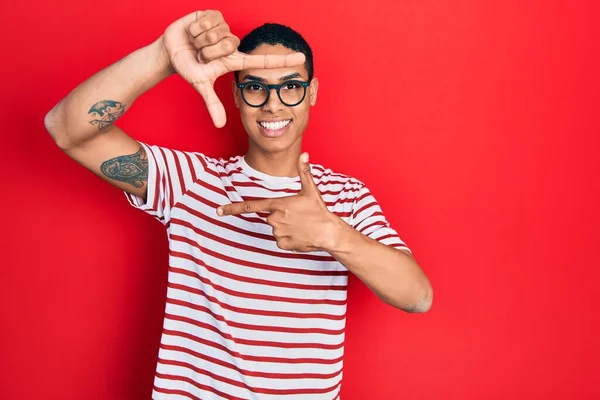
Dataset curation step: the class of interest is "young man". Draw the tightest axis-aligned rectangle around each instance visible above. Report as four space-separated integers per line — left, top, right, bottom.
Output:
45 10 433 400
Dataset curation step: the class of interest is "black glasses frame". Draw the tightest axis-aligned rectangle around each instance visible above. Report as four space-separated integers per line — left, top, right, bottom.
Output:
237 80 311 108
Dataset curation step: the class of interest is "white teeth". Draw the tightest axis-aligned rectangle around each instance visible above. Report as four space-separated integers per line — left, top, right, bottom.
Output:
259 120 291 130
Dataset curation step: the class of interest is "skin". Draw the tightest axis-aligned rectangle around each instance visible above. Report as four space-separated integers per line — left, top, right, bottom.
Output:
232 44 319 178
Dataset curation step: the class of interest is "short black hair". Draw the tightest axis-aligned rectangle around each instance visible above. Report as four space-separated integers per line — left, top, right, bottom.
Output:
235 23 313 82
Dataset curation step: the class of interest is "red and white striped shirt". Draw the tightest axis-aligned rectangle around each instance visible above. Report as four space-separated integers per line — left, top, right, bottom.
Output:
125 142 410 400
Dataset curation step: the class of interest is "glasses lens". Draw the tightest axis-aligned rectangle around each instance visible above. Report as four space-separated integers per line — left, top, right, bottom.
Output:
242 83 268 106
279 81 306 106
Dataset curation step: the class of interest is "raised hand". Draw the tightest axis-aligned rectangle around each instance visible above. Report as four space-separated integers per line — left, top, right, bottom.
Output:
217 154 345 252
162 10 306 128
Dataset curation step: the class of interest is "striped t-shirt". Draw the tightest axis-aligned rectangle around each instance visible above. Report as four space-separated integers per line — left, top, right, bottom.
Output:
125 142 410 400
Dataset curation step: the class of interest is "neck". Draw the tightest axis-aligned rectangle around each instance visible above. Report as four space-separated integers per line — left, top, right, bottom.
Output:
244 141 302 178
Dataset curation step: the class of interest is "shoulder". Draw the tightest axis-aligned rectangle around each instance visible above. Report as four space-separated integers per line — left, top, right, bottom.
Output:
140 142 208 165
139 143 244 180
310 163 368 198
159 147 243 176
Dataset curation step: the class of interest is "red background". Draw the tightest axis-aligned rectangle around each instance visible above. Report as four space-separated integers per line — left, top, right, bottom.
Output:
1 0 599 399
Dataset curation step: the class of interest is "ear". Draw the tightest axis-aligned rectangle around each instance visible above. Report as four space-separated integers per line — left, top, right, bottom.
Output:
232 80 241 109
309 77 319 106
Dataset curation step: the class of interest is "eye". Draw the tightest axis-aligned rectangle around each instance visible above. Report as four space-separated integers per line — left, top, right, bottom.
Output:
282 82 302 90
247 84 265 92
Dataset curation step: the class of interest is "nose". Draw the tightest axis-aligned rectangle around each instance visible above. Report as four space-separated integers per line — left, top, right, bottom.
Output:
261 87 284 113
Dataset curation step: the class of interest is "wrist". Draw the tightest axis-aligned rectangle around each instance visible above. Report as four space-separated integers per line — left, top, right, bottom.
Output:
149 35 175 77
319 214 358 254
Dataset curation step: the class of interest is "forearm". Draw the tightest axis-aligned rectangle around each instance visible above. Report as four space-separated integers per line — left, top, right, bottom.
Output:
45 36 174 149
326 220 433 312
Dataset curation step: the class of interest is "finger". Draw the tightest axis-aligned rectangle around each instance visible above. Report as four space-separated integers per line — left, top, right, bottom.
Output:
297 152 318 194
192 80 226 128
194 23 231 49
199 35 240 63
217 199 274 216
188 10 224 37
276 237 295 251
224 52 306 72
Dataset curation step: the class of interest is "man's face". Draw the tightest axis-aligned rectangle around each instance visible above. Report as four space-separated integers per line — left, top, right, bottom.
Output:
233 44 318 154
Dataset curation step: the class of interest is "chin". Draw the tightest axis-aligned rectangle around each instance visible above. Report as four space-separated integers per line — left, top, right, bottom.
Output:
249 132 296 153
256 138 294 153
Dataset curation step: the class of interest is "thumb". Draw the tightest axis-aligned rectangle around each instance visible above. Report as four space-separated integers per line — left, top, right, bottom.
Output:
297 152 317 194
193 80 227 128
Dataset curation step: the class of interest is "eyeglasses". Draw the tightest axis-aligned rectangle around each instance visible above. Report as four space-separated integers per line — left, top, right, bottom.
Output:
237 80 311 108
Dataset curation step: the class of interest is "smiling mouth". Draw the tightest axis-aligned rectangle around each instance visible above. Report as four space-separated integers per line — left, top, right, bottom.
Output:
258 119 292 130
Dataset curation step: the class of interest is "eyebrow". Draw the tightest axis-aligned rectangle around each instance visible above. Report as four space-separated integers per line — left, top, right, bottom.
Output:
279 72 302 81
241 72 303 82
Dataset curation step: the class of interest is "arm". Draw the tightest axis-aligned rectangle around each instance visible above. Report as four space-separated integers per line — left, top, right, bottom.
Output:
217 153 434 313
326 220 433 313
44 10 305 198
44 36 173 199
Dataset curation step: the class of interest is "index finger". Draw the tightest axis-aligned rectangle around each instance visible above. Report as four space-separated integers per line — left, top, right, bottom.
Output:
225 51 306 72
217 199 274 216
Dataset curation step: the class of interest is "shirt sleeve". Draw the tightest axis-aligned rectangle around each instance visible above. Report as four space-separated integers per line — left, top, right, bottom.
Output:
124 142 206 225
350 184 411 253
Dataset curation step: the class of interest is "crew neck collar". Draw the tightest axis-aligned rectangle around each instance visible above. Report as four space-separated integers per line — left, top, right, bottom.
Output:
239 156 301 182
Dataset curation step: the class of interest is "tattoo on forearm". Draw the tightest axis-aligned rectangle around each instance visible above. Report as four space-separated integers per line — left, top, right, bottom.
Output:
101 147 148 188
88 100 125 131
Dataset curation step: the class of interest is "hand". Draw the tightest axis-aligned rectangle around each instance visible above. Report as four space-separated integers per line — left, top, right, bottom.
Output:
217 153 345 252
162 10 306 128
